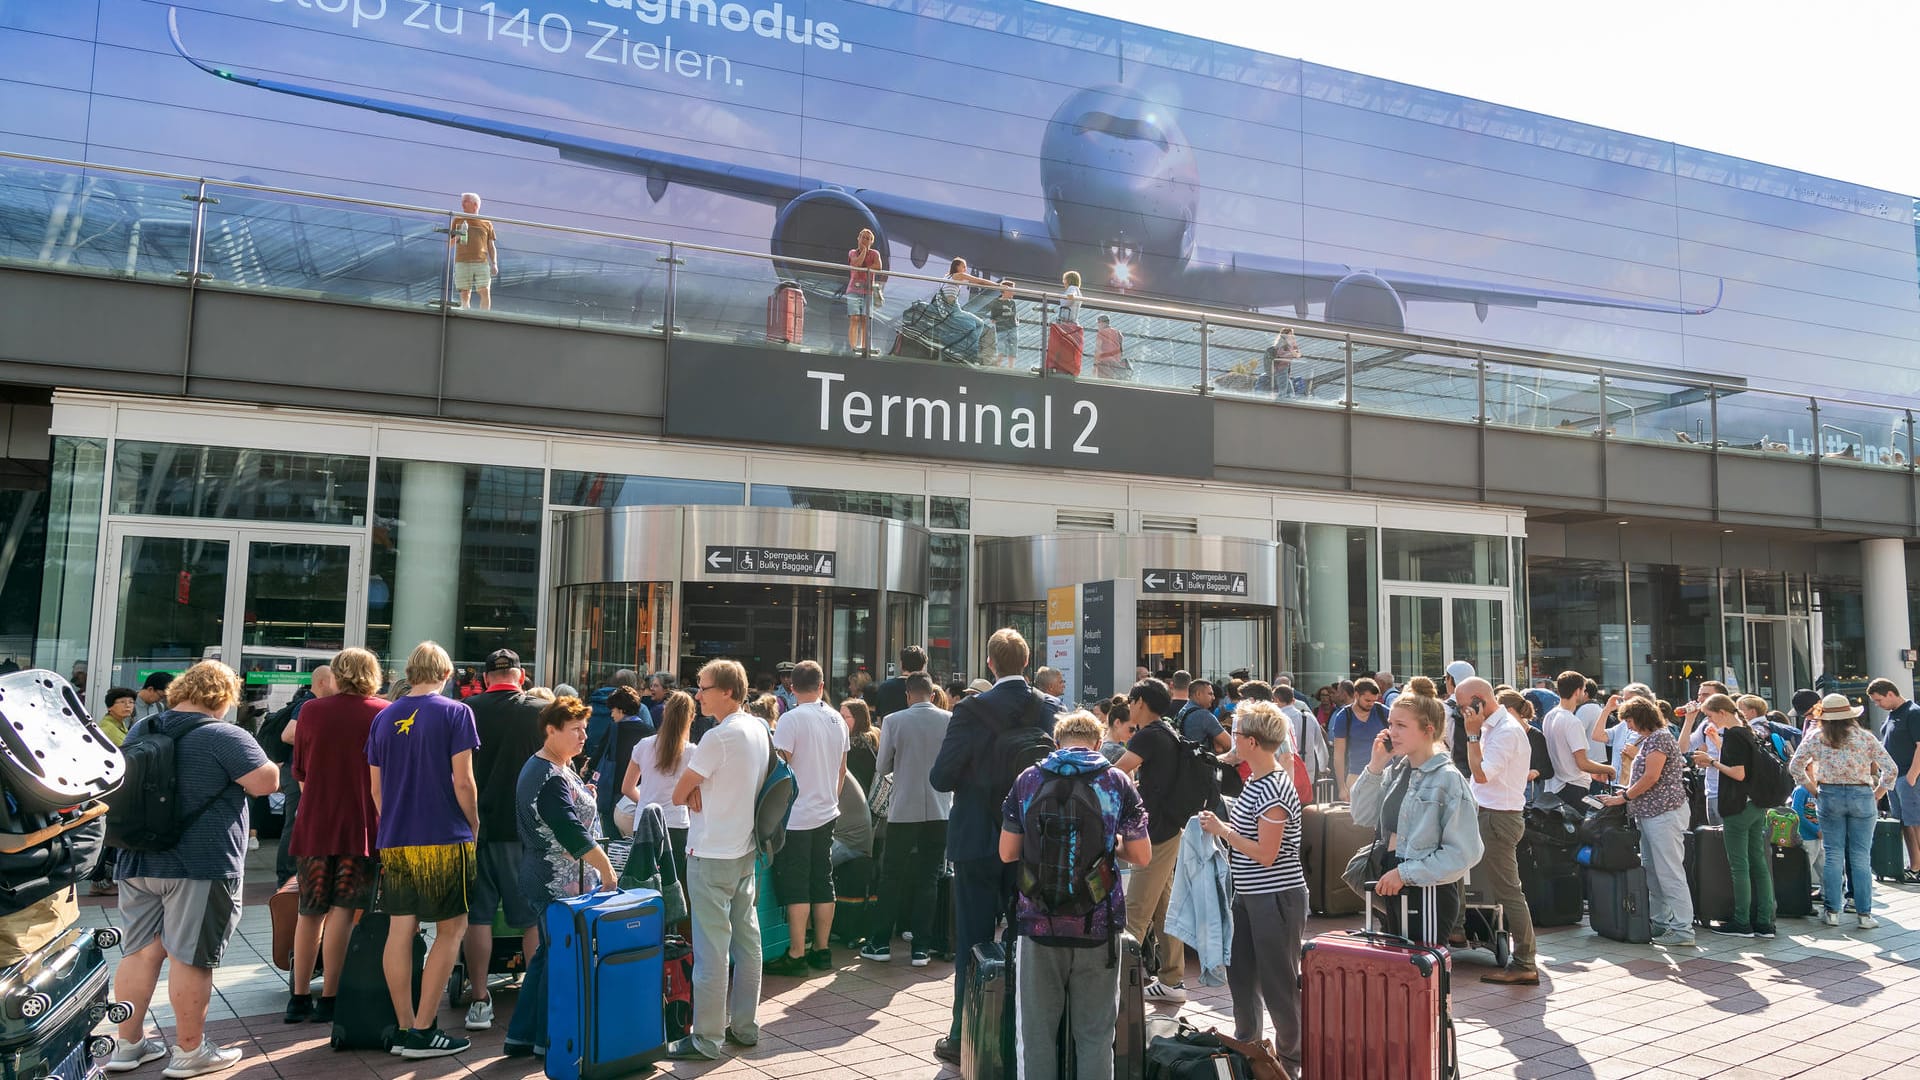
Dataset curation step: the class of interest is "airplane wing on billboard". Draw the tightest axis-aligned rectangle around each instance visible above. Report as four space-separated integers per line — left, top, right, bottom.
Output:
168 9 1057 273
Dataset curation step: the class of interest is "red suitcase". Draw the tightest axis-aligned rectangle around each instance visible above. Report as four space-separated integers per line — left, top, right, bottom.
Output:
767 280 806 344
1301 883 1456 1080
1044 320 1083 376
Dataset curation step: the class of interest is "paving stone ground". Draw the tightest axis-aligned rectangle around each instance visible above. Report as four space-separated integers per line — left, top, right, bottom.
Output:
79 848 1920 1079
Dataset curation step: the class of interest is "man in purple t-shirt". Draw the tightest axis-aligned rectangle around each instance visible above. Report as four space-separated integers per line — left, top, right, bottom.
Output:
365 642 481 1060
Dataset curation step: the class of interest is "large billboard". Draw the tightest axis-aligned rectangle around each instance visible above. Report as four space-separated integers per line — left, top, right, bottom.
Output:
6 0 1917 412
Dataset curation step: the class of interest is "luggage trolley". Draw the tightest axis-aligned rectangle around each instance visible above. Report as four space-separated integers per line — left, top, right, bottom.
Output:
1458 866 1514 969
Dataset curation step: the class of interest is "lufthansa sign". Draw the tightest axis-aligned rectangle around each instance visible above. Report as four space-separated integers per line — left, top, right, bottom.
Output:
666 341 1214 479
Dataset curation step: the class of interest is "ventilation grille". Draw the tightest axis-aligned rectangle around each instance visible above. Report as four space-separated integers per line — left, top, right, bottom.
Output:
1141 515 1199 534
1055 509 1117 531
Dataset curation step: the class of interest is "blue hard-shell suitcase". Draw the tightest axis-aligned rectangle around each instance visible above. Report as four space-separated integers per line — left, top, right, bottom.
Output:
0 924 128 1080
544 887 666 1080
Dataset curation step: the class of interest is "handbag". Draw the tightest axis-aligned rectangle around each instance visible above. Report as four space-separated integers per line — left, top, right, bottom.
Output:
1211 1028 1290 1080
867 773 893 819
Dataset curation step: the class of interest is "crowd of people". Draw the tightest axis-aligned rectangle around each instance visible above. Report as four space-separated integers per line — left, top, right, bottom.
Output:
88 629 1920 1080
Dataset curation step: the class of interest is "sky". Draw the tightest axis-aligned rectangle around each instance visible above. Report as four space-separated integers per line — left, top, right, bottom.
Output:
1055 0 1917 197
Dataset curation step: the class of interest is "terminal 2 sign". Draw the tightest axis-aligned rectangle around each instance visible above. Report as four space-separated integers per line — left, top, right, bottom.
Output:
666 341 1214 478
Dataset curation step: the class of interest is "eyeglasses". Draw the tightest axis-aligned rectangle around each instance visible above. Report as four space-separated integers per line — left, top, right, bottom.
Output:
696 684 718 693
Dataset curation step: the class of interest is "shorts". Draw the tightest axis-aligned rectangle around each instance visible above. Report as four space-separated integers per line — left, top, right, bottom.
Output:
470 840 538 930
771 823 835 906
454 261 492 292
118 877 243 968
996 327 1019 354
845 293 869 316
374 842 476 924
1894 776 1920 826
295 854 376 916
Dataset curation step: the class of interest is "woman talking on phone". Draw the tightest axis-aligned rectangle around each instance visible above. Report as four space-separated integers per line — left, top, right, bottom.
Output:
1349 681 1483 942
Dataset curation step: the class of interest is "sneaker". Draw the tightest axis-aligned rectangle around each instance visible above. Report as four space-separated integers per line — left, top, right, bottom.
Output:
399 1027 470 1060
282 994 313 1024
246 836 259 852
1480 965 1541 986
1857 914 1880 929
806 947 832 972
664 1037 720 1062
1651 931 1696 947
1821 910 1841 926
382 1025 404 1056
932 1037 961 1064
1710 921 1755 938
910 949 930 967
88 881 118 897
1844 899 1857 913
108 1037 168 1073
1143 979 1187 1003
311 997 335 1024
1902 870 1920 885
764 953 810 978
502 1040 535 1058
725 1026 758 1048
859 943 892 962
464 998 494 1031
161 1042 242 1079
1753 925 1778 939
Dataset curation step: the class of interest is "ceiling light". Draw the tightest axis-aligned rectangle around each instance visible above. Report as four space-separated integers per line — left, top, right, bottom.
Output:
1616 520 1630 526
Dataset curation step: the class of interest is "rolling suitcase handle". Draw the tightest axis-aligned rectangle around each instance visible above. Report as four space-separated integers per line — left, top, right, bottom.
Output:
1360 880 1459 1080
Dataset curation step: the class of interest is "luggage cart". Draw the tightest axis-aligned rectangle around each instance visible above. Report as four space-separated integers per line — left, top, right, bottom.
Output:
1459 866 1514 969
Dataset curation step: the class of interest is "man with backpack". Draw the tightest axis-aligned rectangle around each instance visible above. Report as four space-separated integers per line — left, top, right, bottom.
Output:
109 661 280 1079
1112 677 1215 1002
929 628 1059 1065
1176 680 1231 753
999 710 1151 1080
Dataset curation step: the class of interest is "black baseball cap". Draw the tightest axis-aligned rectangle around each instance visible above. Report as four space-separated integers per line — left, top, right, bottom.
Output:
484 649 520 672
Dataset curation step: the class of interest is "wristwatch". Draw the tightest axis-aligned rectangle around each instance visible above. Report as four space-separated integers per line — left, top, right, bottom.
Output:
1466 734 1481 744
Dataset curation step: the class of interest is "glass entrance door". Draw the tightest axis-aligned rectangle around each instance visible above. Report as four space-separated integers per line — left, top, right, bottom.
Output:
95 524 366 718
1383 586 1510 685
1726 615 1794 705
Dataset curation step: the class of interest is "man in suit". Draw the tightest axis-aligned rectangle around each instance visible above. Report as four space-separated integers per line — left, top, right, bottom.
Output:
928 628 1059 1064
866 645 926 722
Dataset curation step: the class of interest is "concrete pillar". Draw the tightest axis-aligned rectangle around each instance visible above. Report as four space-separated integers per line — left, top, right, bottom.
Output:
389 460 465 662
1305 524 1351 691
1861 538 1913 709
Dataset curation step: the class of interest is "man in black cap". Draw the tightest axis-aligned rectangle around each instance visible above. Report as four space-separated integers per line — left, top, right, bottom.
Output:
774 662 799 713
458 649 544 1032
1791 688 1822 732
133 671 174 723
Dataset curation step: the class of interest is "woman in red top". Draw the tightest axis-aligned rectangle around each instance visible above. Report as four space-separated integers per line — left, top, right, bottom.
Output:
847 228 886 354
284 647 389 1023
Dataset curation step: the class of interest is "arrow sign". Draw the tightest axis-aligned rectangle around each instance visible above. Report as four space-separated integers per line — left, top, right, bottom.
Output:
1143 573 1164 589
703 546 837 579
1141 567 1250 596
706 549 732 570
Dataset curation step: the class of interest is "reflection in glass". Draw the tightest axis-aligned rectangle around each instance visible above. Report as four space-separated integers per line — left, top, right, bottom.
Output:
1381 529 1508 587
1280 523 1377 692
35 438 105 693
750 485 924 524
928 533 968 681
1628 565 1723 705
553 582 674 691
109 536 229 696
1526 558 1628 689
1388 595 1443 690
1450 598 1506 686
0 165 198 281
930 496 971 531
549 471 743 508
242 542 350 652
981 602 1044 681
1816 578 1865 690
112 442 370 525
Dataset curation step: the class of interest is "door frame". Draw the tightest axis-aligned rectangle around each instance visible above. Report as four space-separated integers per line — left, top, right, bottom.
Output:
1381 582 1514 684
91 519 368 716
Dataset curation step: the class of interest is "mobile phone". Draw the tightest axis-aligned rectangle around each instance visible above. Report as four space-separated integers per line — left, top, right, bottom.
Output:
1582 796 1606 811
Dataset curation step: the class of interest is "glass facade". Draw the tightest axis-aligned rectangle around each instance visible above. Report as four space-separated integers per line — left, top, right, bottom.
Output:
1526 559 1629 689
1280 523 1378 693
550 471 742 508
928 532 969 683
750 485 925 524
1380 529 1508 587
35 437 105 694
111 441 369 525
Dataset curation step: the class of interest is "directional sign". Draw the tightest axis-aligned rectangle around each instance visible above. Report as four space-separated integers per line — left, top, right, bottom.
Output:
1141 568 1249 597
704 546 837 578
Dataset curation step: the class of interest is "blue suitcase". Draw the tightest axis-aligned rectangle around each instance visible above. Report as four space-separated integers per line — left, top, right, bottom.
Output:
544 888 667 1080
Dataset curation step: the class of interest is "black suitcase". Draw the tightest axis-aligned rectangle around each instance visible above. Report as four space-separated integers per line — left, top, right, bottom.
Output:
1584 866 1652 943
1517 836 1584 927
0 800 105 914
1772 845 1813 919
1685 826 1734 926
1872 818 1906 882
329 914 425 1051
0 672 122 816
0 925 129 1080
923 869 955 961
960 942 1010 1080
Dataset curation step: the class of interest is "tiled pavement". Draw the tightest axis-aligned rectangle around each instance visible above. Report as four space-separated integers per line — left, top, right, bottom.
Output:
79 848 1920 1079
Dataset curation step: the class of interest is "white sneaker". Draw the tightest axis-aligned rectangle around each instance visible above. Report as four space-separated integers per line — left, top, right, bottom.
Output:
1143 979 1187 1003
1821 910 1841 926
161 1042 242 1079
108 1037 168 1073
246 837 260 852
464 998 494 1031
901 931 913 942
1857 914 1880 930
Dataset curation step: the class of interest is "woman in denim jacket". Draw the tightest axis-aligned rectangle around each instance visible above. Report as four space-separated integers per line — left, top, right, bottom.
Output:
1350 682 1484 942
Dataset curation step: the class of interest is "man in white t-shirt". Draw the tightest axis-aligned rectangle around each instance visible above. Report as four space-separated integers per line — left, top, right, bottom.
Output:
668 659 771 1062
1542 670 1616 807
766 660 849 978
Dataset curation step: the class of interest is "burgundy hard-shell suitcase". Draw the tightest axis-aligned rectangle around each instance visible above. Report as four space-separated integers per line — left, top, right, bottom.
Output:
1044 321 1083 376
766 281 805 344
1301 883 1456 1080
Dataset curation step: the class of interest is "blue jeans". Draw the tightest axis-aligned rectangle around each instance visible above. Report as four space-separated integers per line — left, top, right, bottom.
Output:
504 934 548 1052
1818 785 1877 916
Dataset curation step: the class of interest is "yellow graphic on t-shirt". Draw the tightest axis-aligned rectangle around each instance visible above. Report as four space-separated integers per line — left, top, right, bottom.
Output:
395 710 416 735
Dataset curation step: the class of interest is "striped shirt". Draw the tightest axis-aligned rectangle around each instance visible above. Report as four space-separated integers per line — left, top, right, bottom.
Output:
1228 770 1307 895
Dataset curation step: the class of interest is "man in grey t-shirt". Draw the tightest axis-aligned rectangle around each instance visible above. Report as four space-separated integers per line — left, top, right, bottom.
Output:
860 673 952 966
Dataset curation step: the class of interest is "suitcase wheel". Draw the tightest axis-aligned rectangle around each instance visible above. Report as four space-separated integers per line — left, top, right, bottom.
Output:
87 1002 107 1026
329 1026 346 1052
107 1002 135 1024
1493 932 1513 969
14 992 51 1020
93 927 121 951
88 1036 116 1063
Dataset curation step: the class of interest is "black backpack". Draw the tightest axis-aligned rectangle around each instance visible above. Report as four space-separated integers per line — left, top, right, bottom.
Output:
989 691 1056 797
1740 727 1792 809
1016 769 1115 928
105 715 223 852
1150 720 1221 822
1526 724 1556 783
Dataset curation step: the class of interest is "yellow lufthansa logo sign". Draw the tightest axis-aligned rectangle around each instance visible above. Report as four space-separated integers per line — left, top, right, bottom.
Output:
1047 586 1077 635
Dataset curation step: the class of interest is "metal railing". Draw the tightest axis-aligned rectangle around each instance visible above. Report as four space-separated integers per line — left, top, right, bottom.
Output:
2 149 1913 474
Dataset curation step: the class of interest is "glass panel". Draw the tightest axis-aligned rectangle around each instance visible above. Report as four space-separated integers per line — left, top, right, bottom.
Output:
475 218 672 331
1723 618 1747 700
930 497 971 531
884 595 924 682
1526 558 1628 689
750 485 924 524
1510 537 1529 684
1482 361 1602 436
831 590 878 701
1629 565 1724 704
1381 529 1508 587
1721 570 1743 615
555 582 673 692
1714 387 1814 460
1215 325 1346 405
1816 578 1866 691
981 602 1045 682
241 542 350 652
1747 619 1780 703
1077 305 1146 386
108 536 229 697
928 533 969 683
1197 608 1275 684
35 437 106 696
1387 595 1443 687
0 161 198 281
111 442 370 525
237 651 332 725
1350 345 1478 423
197 186 450 308
1279 523 1377 692
0 484 49 669
1813 399 1911 470
367 461 542 676
1450 597 1506 687
673 246 832 350
1744 573 1786 615
549 471 743 509
678 582 801 686
1600 372 1714 450
1137 601 1190 678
